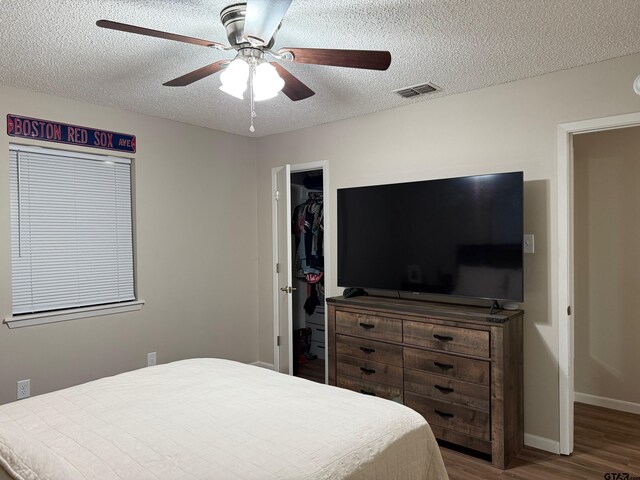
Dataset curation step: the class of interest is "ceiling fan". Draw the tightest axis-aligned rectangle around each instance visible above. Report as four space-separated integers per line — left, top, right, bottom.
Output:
97 0 392 132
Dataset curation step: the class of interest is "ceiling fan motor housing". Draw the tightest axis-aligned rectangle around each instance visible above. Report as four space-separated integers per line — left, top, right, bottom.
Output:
220 2 278 49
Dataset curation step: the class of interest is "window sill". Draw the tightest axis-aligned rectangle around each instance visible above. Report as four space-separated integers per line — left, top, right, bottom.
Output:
3 300 145 329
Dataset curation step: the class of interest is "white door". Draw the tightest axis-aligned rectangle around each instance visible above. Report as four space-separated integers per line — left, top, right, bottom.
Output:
275 165 293 374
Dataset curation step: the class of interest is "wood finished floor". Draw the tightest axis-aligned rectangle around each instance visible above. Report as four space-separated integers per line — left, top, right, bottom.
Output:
441 402 640 479
295 358 325 384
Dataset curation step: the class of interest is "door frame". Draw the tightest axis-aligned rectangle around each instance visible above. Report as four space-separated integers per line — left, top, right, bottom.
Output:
557 111 640 455
271 160 330 380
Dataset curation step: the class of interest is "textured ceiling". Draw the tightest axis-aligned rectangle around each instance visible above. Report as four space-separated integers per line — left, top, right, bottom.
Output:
1 1 640 137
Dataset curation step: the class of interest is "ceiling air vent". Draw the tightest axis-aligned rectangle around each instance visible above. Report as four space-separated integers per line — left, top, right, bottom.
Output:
394 83 439 98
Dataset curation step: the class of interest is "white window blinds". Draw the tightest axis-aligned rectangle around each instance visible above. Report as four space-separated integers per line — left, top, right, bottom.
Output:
9 145 135 315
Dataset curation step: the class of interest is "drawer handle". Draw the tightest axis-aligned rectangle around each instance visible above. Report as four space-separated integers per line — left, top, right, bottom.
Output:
434 384 454 394
434 361 454 371
360 367 376 375
433 334 454 342
359 347 376 354
359 322 375 330
360 389 377 396
435 409 455 419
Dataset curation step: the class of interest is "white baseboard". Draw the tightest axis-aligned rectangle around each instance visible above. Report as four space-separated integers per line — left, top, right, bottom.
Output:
524 433 560 454
251 361 275 370
575 391 640 415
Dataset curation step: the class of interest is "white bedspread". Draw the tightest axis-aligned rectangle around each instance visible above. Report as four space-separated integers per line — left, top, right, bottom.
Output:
0 359 448 480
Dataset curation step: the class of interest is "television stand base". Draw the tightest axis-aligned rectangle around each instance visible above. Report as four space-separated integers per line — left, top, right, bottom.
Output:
343 287 368 299
489 300 501 315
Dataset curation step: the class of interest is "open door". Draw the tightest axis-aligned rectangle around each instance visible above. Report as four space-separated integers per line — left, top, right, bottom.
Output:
275 165 293 374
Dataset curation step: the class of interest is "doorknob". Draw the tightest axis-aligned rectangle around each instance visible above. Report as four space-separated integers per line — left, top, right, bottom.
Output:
280 286 297 293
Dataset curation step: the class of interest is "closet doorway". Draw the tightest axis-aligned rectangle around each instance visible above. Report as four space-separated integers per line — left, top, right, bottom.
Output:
272 162 329 384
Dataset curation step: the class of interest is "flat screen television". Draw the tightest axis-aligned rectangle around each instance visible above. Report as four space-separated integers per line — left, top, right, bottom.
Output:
337 172 524 302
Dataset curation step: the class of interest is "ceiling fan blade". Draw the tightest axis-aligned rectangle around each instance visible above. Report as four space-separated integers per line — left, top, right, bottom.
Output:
272 63 315 101
96 20 225 49
243 0 293 46
279 48 391 71
163 60 229 87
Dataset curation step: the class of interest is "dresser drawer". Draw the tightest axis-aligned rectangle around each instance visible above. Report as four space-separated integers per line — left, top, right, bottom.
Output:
405 392 490 440
337 376 403 403
336 334 402 367
403 347 490 385
307 316 324 328
310 340 325 359
309 324 326 343
335 311 402 343
337 355 403 388
404 321 490 358
404 368 490 411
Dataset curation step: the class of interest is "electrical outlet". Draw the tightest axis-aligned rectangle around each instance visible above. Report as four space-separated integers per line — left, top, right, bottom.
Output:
17 379 30 400
147 352 157 367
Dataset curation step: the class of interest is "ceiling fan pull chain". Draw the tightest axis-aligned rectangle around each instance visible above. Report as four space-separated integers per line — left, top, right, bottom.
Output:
249 64 256 133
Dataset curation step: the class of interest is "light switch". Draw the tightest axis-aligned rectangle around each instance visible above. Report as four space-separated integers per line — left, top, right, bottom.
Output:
524 234 535 254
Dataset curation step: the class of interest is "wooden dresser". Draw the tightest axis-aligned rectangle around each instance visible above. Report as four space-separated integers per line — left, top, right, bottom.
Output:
326 295 523 469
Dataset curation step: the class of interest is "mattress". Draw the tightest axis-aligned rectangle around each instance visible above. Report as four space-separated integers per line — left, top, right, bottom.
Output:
0 359 448 480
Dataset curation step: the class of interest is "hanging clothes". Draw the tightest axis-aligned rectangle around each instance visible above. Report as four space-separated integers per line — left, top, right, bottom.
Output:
292 193 323 277
292 192 324 315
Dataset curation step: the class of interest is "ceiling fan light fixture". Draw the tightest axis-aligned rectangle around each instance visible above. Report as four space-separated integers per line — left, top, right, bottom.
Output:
253 62 285 101
219 56 284 102
219 58 250 99
219 82 246 100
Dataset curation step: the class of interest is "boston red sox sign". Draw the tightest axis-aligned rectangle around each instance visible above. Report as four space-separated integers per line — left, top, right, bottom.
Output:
7 114 136 153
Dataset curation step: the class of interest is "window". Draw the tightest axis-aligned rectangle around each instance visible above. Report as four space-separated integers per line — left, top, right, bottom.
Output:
7 145 140 327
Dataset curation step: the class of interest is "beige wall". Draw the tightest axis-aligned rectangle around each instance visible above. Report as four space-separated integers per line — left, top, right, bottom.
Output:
0 85 258 405
3 51 640 446
573 126 640 406
256 53 640 444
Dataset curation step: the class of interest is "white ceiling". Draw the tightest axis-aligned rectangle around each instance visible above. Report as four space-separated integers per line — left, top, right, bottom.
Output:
1 1 640 137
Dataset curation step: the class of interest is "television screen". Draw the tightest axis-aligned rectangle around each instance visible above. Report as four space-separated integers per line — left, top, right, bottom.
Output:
337 172 524 302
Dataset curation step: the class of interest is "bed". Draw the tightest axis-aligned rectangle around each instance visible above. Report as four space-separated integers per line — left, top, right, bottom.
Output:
0 359 448 480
